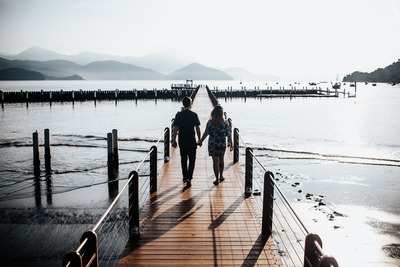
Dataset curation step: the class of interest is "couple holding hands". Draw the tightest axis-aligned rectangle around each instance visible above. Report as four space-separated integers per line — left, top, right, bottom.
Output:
172 96 232 187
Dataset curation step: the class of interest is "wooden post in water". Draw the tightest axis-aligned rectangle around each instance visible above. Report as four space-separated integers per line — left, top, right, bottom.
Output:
112 129 119 171
44 129 51 171
107 133 113 175
33 131 40 177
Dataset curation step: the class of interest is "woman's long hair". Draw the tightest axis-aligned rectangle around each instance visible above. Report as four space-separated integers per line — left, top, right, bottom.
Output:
210 105 225 126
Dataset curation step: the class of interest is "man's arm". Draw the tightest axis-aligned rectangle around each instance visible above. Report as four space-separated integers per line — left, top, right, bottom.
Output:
195 125 201 142
172 125 178 148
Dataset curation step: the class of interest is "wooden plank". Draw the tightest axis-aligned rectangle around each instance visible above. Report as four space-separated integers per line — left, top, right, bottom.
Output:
118 87 283 266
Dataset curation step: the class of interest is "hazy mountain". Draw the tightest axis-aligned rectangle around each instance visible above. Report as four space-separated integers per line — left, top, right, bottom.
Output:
0 58 81 77
79 60 164 80
0 57 164 80
134 51 197 74
167 63 233 80
7 46 70 61
1 47 196 75
225 67 280 81
0 67 84 80
1 46 277 79
0 67 45 80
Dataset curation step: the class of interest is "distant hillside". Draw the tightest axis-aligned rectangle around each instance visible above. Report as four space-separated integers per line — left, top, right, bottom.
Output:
0 57 233 80
0 46 278 80
0 68 45 80
1 46 195 75
80 60 164 80
0 57 164 80
225 67 280 81
0 67 84 80
167 63 233 80
343 59 400 84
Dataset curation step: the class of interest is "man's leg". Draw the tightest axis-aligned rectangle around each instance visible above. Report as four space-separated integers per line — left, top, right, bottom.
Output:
188 147 197 180
180 147 189 181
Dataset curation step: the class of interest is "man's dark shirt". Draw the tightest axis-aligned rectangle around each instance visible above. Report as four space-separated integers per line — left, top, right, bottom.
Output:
173 109 200 148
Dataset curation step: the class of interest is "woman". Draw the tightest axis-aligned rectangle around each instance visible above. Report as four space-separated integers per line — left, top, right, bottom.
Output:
198 105 233 185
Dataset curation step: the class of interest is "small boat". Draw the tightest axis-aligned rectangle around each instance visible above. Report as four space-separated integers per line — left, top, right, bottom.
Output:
332 82 341 89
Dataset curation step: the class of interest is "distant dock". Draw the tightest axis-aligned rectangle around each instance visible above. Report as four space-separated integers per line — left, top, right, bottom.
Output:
0 88 193 103
0 82 354 104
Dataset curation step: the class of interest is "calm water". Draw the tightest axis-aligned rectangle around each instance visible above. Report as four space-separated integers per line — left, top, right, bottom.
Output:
1 80 399 266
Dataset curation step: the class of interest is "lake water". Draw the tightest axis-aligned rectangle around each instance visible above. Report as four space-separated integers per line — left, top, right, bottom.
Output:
1 80 399 266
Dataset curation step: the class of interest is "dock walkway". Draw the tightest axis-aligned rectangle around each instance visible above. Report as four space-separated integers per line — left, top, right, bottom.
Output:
117 87 283 266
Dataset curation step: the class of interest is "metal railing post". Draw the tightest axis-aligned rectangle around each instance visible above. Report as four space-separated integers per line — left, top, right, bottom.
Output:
150 146 157 194
129 171 140 239
164 127 170 163
304 233 323 267
262 171 274 237
62 251 82 267
80 231 98 267
245 147 253 196
233 128 239 163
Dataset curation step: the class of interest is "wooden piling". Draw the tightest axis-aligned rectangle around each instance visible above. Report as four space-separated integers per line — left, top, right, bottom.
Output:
112 129 119 171
107 133 113 175
44 129 51 171
33 131 40 176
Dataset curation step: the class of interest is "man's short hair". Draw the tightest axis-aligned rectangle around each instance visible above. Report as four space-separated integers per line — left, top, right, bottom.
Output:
182 96 192 108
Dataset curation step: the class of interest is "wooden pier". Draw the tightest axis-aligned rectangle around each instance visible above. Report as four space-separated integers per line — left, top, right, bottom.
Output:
117 87 283 266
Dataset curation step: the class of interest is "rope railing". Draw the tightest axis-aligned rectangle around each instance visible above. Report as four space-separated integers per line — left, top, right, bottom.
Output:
62 128 168 267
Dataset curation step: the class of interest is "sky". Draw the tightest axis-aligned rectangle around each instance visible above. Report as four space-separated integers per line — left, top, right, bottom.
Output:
0 0 400 81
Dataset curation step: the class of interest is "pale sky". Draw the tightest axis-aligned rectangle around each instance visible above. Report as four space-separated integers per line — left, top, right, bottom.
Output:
1 0 399 80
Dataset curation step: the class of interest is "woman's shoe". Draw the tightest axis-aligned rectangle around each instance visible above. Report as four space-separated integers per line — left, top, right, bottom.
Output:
219 177 225 182
213 180 219 186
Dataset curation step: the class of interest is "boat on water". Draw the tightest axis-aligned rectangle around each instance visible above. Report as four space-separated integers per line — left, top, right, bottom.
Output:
332 82 341 89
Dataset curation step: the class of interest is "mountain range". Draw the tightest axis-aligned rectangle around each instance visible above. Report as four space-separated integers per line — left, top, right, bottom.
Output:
0 46 279 81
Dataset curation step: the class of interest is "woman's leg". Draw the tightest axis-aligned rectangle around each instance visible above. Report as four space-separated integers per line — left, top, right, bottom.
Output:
218 155 224 181
212 156 220 185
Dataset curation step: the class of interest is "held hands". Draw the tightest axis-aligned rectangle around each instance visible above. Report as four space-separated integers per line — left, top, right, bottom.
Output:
228 142 233 151
197 141 203 147
171 140 177 148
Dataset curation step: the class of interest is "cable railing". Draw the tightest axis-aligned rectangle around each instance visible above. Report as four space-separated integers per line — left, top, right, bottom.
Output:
209 85 338 267
62 127 170 267
62 86 200 267
63 85 338 267
229 120 338 267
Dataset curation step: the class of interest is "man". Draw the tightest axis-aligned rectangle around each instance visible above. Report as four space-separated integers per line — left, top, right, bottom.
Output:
172 96 201 187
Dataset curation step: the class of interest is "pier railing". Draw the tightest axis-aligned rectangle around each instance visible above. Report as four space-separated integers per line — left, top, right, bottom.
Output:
62 128 170 267
63 85 338 267
208 85 338 267
229 121 338 267
62 86 200 267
